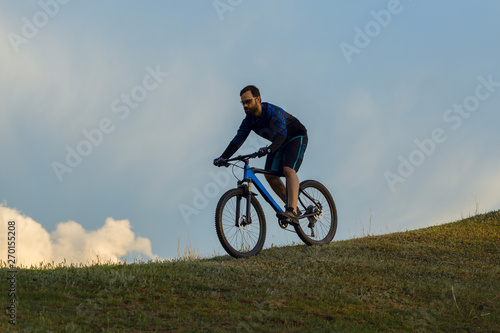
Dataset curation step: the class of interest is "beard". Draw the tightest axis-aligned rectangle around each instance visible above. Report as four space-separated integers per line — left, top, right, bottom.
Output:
244 105 258 116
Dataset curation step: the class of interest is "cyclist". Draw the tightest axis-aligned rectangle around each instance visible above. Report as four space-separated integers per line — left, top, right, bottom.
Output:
214 85 308 224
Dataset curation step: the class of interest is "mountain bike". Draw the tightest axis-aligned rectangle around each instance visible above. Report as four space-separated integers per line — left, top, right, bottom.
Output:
214 152 337 258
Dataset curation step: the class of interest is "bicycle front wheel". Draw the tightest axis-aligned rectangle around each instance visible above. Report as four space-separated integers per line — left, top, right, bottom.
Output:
294 180 337 246
215 188 266 258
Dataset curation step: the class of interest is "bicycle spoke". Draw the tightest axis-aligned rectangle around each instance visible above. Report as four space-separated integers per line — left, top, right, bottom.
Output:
218 194 264 254
295 181 337 245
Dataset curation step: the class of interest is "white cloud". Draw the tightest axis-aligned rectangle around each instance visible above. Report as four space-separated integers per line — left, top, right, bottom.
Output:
0 205 52 266
51 217 154 264
0 205 155 267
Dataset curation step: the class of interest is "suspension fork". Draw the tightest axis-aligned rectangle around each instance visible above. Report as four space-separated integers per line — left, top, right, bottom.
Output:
235 179 253 227
246 180 252 224
235 193 241 227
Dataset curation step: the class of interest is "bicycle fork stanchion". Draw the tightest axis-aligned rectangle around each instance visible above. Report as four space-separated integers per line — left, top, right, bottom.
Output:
237 155 254 226
235 181 253 227
235 195 241 227
246 182 252 224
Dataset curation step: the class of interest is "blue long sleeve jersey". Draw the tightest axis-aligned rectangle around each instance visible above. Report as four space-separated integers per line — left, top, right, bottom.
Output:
221 102 307 159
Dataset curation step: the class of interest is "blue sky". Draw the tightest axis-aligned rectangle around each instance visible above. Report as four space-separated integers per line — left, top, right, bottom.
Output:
1 0 499 265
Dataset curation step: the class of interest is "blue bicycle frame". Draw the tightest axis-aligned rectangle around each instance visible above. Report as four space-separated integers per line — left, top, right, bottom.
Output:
224 152 320 228
243 165 284 213
226 153 286 226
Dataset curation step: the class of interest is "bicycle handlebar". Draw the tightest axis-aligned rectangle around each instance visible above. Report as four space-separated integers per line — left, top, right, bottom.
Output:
225 152 259 162
215 152 260 168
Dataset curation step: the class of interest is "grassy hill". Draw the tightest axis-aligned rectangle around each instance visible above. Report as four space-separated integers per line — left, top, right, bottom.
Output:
2 211 499 332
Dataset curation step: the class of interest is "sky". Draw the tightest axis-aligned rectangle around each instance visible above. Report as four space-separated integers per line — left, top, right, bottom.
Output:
1 0 499 266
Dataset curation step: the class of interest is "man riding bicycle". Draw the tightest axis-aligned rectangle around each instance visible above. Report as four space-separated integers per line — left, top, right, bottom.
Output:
214 85 308 224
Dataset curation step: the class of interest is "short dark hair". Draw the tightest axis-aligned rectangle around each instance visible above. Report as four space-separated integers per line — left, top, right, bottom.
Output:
240 85 260 98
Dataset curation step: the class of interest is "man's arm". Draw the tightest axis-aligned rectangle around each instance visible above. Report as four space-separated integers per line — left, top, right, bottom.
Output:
266 107 287 153
220 118 251 159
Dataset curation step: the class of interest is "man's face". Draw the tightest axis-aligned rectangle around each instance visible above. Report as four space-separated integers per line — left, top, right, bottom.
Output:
240 91 261 116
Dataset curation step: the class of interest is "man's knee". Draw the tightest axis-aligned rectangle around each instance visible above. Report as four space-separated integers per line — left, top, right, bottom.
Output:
283 166 296 177
265 174 280 183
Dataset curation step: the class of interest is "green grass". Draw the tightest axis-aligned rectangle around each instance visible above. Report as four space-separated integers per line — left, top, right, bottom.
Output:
2 210 499 332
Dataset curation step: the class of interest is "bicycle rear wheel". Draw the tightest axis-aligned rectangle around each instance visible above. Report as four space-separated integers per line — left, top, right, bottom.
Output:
294 180 337 245
215 188 266 258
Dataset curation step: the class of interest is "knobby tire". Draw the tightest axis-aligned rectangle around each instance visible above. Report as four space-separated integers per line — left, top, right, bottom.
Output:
215 188 266 258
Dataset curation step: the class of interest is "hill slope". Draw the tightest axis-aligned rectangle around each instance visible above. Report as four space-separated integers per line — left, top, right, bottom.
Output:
2 211 499 332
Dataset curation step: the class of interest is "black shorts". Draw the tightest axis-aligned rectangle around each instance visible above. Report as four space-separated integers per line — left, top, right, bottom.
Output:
265 135 308 176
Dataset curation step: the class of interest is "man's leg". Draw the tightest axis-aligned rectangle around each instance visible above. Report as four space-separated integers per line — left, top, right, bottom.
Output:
283 166 299 214
264 136 306 216
280 135 307 215
264 174 286 203
264 169 299 213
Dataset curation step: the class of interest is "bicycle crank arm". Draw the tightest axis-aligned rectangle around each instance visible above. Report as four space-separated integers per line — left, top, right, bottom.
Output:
276 215 299 227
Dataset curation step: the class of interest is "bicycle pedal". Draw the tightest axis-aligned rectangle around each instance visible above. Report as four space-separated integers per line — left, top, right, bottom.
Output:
276 212 299 226
286 218 300 227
